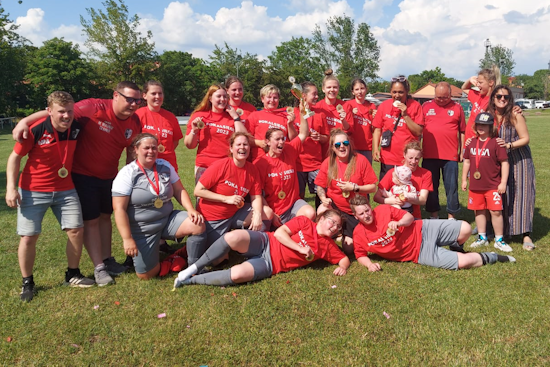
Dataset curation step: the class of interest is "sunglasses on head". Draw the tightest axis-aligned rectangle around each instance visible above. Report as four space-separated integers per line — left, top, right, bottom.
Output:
495 94 510 101
334 141 350 148
117 91 143 105
391 75 407 83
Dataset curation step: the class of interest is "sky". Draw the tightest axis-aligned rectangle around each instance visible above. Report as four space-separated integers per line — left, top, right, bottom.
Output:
3 0 550 81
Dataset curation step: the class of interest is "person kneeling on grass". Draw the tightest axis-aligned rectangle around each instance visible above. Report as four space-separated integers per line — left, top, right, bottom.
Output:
173 210 350 288
349 196 515 271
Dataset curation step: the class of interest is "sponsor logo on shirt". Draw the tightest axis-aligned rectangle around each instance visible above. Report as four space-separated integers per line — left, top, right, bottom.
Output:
469 147 490 156
426 109 436 116
98 121 114 133
37 132 54 146
447 110 454 116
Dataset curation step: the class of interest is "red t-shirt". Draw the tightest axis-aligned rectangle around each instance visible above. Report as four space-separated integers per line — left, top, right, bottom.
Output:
463 137 508 191
248 108 292 161
315 98 354 135
378 167 433 219
254 138 302 216
233 101 256 126
136 107 183 171
292 106 329 172
465 89 490 143
422 100 466 161
353 205 423 263
14 117 82 192
314 154 378 215
344 99 376 151
268 216 346 275
196 157 262 221
372 98 424 165
72 98 141 180
185 110 239 168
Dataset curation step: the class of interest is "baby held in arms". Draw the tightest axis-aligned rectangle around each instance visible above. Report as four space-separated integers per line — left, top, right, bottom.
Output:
382 165 417 213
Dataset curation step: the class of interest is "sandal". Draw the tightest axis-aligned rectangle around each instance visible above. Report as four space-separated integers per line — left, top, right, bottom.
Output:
523 242 536 251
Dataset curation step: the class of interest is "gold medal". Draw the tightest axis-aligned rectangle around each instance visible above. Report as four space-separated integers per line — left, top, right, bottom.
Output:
154 198 163 208
399 193 406 201
157 144 166 153
58 166 69 178
278 191 286 200
352 107 358 114
236 201 244 209
342 191 350 198
386 228 396 236
236 108 244 116
196 119 205 129
286 106 293 114
305 252 314 261
473 171 481 180
336 104 344 112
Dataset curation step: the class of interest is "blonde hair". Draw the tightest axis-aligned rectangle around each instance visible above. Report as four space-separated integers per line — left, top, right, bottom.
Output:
322 68 339 88
478 65 501 87
327 129 357 184
259 84 280 99
47 91 74 107
193 84 226 114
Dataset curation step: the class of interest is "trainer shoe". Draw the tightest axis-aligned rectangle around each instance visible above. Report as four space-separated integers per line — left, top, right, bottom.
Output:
104 257 128 276
64 271 95 288
94 264 115 286
20 279 35 302
470 238 488 248
494 239 513 253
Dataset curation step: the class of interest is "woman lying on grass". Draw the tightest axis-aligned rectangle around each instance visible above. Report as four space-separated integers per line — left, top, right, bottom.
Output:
173 210 350 288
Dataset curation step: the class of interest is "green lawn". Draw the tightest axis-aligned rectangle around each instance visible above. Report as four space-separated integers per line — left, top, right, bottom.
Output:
1 115 549 365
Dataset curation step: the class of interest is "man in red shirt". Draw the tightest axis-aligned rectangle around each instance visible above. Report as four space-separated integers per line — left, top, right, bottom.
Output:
12 82 142 286
349 196 515 271
6 92 94 301
421 82 466 219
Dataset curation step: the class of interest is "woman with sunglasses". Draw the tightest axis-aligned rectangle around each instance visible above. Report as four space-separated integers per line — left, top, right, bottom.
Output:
344 78 377 163
184 84 247 183
254 101 316 227
174 210 350 288
315 69 354 135
372 75 424 180
248 84 298 161
225 76 257 126
488 86 536 251
314 129 377 256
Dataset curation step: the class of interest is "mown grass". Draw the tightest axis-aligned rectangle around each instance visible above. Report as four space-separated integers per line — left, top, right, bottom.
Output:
1 114 549 366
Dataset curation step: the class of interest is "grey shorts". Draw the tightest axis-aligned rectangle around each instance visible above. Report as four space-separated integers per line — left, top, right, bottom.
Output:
132 210 189 274
241 231 273 281
297 170 319 195
279 199 310 224
17 188 83 236
417 219 461 270
204 203 253 247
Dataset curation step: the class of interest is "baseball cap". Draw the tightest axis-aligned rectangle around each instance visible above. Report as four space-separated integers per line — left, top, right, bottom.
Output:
475 112 494 125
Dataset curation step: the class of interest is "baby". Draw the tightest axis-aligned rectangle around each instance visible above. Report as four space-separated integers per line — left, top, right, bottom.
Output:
383 165 417 213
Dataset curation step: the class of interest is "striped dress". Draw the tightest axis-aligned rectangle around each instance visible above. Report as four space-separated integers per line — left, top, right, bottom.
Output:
499 123 535 236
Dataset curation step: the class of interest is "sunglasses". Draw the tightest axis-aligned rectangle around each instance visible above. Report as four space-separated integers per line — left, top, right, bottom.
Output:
495 94 510 101
117 91 143 105
391 75 407 83
334 141 350 148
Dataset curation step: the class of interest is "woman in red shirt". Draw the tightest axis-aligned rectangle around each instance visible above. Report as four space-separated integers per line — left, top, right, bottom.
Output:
174 210 350 288
315 69 354 136
184 84 247 183
314 129 377 256
225 76 256 126
344 78 377 163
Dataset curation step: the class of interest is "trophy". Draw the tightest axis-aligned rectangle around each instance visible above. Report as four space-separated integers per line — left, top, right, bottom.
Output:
288 76 315 119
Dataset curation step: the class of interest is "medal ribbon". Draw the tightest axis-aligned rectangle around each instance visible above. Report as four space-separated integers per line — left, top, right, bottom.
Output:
51 125 70 170
474 137 490 173
136 160 160 198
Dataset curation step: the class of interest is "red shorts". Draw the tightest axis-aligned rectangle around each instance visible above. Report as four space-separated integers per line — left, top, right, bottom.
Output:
467 190 503 211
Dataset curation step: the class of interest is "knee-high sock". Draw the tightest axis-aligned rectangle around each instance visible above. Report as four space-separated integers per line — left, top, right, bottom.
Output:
185 269 234 286
186 232 208 266
193 236 231 272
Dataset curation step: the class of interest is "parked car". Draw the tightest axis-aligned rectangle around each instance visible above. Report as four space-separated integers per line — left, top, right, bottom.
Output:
535 100 546 109
543 101 550 108
515 102 528 110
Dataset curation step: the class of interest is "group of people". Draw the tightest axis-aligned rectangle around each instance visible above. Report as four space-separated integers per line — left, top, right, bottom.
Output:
7 66 534 300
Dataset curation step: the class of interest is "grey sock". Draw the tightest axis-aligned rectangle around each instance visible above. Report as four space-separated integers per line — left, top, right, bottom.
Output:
186 232 208 266
480 252 498 265
193 236 231 271
186 269 234 286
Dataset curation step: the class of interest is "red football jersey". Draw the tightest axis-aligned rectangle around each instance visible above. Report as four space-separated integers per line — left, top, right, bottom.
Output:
421 99 465 161
344 99 376 151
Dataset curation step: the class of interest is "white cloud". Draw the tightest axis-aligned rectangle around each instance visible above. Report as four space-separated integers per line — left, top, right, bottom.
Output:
362 0 394 24
15 8 47 44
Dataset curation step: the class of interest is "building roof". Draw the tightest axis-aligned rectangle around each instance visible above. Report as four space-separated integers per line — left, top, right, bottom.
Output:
411 83 464 100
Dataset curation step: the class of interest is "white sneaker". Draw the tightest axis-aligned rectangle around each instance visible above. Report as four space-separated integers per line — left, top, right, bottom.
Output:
494 239 513 252
470 238 488 248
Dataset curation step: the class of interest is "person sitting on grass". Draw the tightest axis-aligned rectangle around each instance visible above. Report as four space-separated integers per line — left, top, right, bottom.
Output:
349 196 515 272
173 210 350 288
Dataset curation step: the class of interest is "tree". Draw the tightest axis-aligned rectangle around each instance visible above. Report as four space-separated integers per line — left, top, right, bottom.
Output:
25 38 99 108
479 44 516 78
312 15 380 98
80 0 157 88
407 67 464 93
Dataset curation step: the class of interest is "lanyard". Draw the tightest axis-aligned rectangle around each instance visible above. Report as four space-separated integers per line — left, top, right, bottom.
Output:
475 138 490 171
51 126 70 169
136 160 160 197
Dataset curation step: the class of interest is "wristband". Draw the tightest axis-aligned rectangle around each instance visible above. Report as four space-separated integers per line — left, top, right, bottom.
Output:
233 116 241 121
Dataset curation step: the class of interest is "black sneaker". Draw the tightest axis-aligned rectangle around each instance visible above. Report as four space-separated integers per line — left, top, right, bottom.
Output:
64 271 95 288
20 280 35 302
159 241 176 254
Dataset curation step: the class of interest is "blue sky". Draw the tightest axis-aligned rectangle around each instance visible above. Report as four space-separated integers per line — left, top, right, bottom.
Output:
3 1 549 81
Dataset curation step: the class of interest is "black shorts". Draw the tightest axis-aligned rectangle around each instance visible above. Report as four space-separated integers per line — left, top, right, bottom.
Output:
72 173 114 221
332 203 359 239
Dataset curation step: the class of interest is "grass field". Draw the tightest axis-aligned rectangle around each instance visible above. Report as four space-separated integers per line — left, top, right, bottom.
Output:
1 112 550 365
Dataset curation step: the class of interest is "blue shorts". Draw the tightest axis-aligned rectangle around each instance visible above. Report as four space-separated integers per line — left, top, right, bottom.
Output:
17 188 83 236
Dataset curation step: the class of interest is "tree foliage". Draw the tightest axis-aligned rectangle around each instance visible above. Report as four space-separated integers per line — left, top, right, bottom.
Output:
312 15 380 98
80 0 157 88
479 44 516 78
407 67 463 93
25 37 99 108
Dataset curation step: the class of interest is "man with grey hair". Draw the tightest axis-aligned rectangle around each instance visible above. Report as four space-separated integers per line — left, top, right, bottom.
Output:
421 82 465 219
